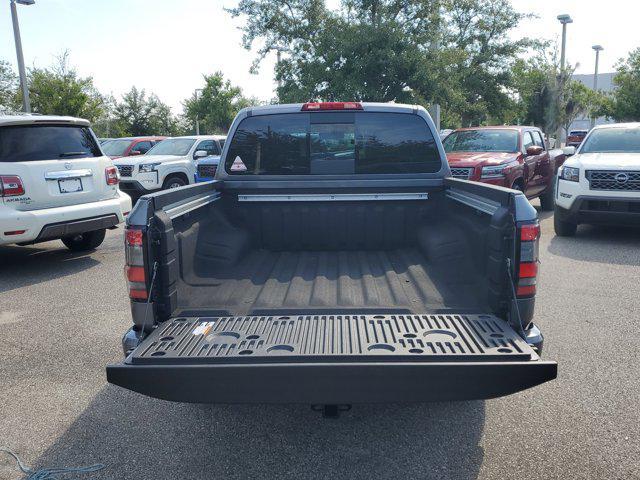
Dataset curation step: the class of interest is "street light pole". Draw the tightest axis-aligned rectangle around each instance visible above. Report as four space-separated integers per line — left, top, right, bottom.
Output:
591 45 603 128
556 14 573 145
10 0 35 113
194 88 203 135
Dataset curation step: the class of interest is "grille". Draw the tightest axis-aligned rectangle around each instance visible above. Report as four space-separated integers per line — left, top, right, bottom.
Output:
116 165 133 177
450 167 473 179
198 164 217 178
131 314 534 364
587 170 640 191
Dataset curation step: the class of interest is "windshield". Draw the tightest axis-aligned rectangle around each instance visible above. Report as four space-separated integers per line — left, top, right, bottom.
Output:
101 139 131 156
580 127 640 153
146 138 195 156
0 125 101 162
443 129 519 153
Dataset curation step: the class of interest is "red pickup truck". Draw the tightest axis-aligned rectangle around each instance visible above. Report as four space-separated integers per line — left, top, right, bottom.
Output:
443 126 568 210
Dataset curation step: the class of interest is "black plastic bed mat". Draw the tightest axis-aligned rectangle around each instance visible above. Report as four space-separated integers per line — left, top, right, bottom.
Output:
129 314 537 365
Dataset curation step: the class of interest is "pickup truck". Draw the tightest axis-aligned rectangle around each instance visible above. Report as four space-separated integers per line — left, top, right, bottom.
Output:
444 126 570 211
107 102 556 414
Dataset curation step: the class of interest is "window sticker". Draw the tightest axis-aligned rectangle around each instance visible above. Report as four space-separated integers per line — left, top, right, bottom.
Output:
230 156 247 172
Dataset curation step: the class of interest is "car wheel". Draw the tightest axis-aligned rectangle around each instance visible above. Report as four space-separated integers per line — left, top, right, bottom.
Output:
539 179 555 211
61 229 106 251
553 207 577 237
162 175 187 190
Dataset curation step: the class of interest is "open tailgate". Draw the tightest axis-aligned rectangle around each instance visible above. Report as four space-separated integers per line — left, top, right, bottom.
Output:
107 314 557 404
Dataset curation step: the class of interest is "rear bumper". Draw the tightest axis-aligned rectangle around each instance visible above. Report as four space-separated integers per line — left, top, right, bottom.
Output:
107 314 556 404
556 195 640 226
0 192 131 245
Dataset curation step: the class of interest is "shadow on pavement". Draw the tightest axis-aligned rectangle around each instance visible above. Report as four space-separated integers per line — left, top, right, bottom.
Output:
0 243 101 294
547 225 640 266
34 386 485 480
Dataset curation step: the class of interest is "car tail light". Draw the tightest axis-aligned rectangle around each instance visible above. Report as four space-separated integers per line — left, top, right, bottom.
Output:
0 175 25 196
516 222 540 297
301 102 363 111
125 227 147 300
105 166 119 185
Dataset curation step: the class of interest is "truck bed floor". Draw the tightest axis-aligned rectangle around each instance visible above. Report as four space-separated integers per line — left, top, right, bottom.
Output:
179 247 487 316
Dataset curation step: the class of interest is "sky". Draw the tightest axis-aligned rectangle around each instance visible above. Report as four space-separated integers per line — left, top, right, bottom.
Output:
0 0 637 114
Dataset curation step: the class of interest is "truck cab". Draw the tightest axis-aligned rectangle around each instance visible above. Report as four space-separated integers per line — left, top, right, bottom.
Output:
107 103 556 411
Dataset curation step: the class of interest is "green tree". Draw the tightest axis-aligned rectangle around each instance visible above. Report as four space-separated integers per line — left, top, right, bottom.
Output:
227 0 535 127
0 60 19 112
605 48 640 121
182 72 256 134
27 52 104 121
112 86 179 136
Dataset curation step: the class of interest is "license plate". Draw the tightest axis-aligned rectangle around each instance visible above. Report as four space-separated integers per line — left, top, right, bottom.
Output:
58 178 83 193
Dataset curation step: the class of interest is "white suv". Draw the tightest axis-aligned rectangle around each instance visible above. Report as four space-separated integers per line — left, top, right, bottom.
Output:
113 135 225 194
0 115 131 250
555 123 640 236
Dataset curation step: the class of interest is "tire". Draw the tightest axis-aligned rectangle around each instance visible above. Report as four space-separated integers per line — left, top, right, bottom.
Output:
162 175 187 190
61 229 106 251
553 207 577 237
539 179 555 211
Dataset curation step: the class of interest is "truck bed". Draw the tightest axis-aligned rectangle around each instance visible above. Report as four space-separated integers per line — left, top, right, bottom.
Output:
179 247 488 315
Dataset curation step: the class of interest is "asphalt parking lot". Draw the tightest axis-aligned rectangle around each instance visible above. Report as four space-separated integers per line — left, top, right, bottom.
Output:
1 204 639 480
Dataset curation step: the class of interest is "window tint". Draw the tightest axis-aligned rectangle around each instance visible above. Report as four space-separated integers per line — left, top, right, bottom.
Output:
195 140 220 157
132 141 152 154
523 131 534 150
225 112 441 175
0 125 101 162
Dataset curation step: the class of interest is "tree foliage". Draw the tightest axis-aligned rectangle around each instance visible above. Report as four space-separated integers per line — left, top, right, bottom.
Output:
227 0 535 127
27 52 104 121
112 87 179 136
182 72 257 134
605 48 640 121
0 60 19 112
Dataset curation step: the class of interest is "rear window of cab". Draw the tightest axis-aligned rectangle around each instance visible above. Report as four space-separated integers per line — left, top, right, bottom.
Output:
224 112 442 175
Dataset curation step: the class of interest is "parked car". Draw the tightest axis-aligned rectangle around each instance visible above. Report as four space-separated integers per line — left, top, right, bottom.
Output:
444 126 570 210
0 115 131 250
566 130 589 148
97 138 114 144
554 123 640 236
101 136 166 159
107 102 556 412
195 137 226 182
113 135 225 194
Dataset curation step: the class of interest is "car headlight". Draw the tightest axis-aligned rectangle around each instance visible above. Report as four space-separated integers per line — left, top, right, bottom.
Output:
481 161 517 179
560 166 579 182
139 163 160 173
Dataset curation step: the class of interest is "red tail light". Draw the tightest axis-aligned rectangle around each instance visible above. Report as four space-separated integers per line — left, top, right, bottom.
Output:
516 221 540 298
302 102 363 111
0 175 25 196
105 166 119 185
125 227 147 300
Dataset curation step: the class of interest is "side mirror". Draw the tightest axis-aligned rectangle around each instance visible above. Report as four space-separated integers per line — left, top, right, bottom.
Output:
129 150 142 156
562 146 576 156
194 150 208 159
526 145 544 156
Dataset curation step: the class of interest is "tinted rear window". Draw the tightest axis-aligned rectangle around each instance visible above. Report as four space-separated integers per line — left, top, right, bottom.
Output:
0 125 101 162
224 112 441 175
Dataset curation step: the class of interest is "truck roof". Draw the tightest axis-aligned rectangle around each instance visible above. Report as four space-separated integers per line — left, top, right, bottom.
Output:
0 114 90 127
242 102 419 116
453 125 537 132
